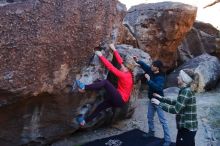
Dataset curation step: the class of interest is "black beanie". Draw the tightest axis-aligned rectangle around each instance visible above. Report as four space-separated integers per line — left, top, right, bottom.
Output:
152 60 163 69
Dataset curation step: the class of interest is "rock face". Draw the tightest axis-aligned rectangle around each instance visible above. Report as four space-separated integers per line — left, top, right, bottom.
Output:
177 21 220 64
166 53 220 92
0 0 138 145
123 2 197 71
0 0 127 97
115 26 138 48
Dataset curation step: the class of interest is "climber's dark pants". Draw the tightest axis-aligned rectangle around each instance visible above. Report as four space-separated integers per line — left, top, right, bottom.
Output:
85 80 125 122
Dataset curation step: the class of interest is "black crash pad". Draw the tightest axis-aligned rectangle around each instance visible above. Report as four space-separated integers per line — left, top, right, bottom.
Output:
81 128 175 146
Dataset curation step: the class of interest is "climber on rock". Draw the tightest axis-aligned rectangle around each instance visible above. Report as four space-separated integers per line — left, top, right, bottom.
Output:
75 43 135 126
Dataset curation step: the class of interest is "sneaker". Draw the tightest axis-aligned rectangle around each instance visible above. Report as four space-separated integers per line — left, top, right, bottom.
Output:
163 141 171 146
76 115 86 126
75 80 85 90
142 131 155 138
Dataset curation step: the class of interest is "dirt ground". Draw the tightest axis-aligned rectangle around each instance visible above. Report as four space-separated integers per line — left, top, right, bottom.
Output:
52 84 220 146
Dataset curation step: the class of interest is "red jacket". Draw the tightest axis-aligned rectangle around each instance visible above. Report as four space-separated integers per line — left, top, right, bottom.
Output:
99 50 133 102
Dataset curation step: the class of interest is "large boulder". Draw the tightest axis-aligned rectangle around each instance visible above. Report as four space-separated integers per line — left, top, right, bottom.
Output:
177 21 220 64
166 53 220 92
217 38 220 58
193 21 220 37
115 26 138 48
0 0 133 145
123 2 197 71
0 0 127 97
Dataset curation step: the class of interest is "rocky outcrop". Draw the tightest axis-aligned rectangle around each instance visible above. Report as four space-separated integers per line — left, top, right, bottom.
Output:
177 21 220 64
166 53 220 92
123 2 197 71
0 0 136 145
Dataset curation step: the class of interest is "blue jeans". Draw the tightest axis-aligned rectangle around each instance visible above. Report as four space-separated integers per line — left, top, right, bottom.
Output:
147 101 171 142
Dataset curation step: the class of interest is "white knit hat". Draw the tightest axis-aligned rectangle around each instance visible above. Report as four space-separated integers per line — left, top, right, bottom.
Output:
179 70 193 84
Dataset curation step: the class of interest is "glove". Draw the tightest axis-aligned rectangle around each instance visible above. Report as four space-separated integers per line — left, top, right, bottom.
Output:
95 51 102 57
109 43 116 51
151 98 160 105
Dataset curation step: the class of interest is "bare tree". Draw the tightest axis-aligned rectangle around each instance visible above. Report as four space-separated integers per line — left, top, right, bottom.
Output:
204 0 220 8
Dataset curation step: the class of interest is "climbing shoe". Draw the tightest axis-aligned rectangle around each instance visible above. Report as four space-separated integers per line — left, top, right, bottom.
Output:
142 131 155 138
76 115 86 126
163 141 171 146
75 80 85 90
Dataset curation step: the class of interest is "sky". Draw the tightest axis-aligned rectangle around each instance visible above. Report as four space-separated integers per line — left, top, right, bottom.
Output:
119 0 220 30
